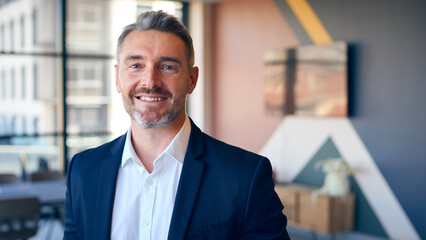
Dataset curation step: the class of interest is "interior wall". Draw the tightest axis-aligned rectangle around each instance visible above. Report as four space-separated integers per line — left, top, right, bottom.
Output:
212 0 298 152
211 0 425 238
280 0 426 238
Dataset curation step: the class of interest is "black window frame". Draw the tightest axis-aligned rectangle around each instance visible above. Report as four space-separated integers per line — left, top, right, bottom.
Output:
0 0 189 174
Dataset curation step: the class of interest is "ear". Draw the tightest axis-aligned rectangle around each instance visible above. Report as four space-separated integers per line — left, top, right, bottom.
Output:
115 64 122 93
187 66 199 94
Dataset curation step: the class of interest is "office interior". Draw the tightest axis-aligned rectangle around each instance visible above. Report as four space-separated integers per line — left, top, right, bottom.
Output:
0 0 425 239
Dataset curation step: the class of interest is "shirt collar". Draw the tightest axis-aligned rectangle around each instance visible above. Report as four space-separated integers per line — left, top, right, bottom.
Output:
121 115 192 168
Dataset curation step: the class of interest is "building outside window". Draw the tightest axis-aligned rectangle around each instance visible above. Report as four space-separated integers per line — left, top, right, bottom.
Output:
20 15 25 48
31 8 36 46
0 0 186 177
1 69 5 99
0 24 5 50
9 19 14 51
10 67 15 99
21 65 25 99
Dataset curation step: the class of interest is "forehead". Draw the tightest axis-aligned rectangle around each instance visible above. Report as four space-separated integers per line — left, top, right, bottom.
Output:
120 30 187 62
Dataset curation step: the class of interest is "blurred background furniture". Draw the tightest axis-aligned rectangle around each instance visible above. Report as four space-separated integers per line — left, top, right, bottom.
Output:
0 174 21 184
16 172 64 240
0 196 41 240
0 180 66 204
28 171 65 182
0 179 66 240
275 184 355 235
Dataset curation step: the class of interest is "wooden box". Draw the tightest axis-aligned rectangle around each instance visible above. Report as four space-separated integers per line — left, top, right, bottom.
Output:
298 192 355 234
275 184 355 234
275 184 314 225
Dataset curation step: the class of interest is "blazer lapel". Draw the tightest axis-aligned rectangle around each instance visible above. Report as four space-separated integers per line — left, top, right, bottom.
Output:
93 134 126 240
168 120 205 240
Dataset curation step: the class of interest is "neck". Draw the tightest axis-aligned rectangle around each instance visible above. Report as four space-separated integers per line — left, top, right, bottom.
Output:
130 113 186 173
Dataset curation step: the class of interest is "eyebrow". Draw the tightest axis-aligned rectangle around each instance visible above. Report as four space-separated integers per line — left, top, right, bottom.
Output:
124 55 144 63
160 57 182 67
123 55 182 66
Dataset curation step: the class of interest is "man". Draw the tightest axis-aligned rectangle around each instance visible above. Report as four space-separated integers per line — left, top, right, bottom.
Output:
64 10 290 240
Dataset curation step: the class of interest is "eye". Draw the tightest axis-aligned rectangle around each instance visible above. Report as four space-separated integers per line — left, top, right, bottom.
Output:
130 64 141 69
162 65 175 71
160 64 179 73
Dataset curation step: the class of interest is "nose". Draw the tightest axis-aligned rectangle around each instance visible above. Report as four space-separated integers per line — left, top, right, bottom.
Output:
140 65 162 89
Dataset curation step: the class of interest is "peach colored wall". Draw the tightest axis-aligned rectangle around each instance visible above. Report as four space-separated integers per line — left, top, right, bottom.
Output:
212 0 298 152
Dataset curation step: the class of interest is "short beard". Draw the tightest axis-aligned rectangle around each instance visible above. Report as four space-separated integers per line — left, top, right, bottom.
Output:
122 86 187 129
131 104 183 128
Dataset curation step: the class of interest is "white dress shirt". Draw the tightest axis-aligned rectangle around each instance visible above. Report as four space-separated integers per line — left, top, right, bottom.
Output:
111 116 191 240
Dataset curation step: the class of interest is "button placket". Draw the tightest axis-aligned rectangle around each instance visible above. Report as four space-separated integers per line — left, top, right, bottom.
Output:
139 169 161 239
139 169 153 239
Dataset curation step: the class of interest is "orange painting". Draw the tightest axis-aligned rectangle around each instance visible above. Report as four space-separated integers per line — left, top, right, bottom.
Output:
264 42 347 117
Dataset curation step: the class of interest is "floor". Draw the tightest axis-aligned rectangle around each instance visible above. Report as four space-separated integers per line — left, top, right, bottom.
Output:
30 219 64 240
287 225 388 240
30 221 389 240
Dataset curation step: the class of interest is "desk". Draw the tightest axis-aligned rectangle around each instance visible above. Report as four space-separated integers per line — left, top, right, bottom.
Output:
0 180 66 239
0 180 66 206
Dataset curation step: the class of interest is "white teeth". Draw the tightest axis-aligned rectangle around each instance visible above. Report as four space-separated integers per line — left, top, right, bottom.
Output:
139 96 162 102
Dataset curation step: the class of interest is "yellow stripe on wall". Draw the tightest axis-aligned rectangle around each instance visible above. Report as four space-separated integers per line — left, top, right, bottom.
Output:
285 0 332 44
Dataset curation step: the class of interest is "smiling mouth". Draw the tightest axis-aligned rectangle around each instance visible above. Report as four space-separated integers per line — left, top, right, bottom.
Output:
136 96 167 102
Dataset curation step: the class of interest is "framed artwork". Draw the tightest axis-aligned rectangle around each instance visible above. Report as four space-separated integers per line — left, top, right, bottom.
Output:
263 42 347 117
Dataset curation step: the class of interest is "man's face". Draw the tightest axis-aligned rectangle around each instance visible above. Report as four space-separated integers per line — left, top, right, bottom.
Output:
115 30 198 128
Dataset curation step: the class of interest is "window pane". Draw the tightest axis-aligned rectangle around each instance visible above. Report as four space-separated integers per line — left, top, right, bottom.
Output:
0 0 60 54
66 0 184 56
66 58 113 135
67 0 114 55
67 135 115 160
0 54 61 174
0 55 60 136
1 0 187 173
63 0 186 162
0 136 59 177
67 58 110 98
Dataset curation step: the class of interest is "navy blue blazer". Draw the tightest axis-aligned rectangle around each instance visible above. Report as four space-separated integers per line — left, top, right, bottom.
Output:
64 120 290 240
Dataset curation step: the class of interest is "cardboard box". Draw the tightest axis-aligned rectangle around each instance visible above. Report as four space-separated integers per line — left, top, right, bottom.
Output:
298 192 355 234
275 184 314 225
275 184 355 234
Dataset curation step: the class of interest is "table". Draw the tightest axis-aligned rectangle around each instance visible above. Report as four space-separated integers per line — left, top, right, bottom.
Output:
0 180 67 239
0 180 66 206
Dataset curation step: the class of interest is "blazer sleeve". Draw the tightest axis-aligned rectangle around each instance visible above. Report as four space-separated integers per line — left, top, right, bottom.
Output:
241 157 290 240
63 155 80 240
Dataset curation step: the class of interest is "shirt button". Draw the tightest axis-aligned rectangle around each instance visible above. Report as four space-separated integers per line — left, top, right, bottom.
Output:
144 221 150 226
147 179 153 185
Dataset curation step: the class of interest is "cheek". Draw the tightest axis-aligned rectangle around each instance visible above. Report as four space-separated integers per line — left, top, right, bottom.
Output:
120 73 140 91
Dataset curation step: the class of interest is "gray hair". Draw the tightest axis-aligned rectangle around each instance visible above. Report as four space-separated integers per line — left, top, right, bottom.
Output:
116 10 194 67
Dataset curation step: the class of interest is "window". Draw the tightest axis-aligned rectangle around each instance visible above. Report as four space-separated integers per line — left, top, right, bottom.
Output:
1 69 5 99
32 8 36 45
21 65 25 99
0 24 4 50
0 115 5 135
9 19 14 50
21 116 26 134
20 15 25 48
10 67 15 99
67 2 107 53
11 115 16 135
0 0 187 175
33 62 37 99
68 106 107 134
67 60 107 97
137 5 153 17
33 116 38 135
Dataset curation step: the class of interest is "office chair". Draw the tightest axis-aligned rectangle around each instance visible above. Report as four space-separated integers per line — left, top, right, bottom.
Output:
28 171 65 239
28 171 65 182
0 173 21 184
0 197 41 240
